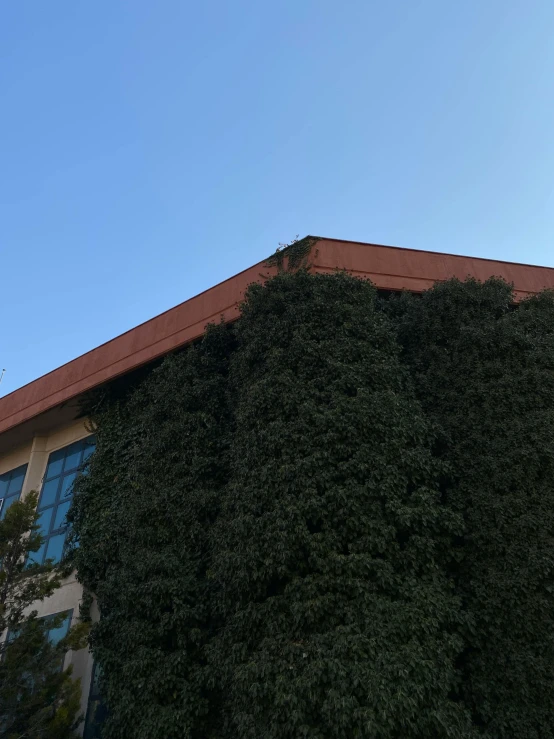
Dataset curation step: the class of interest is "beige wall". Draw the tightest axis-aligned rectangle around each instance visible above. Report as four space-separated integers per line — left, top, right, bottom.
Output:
0 441 32 476
0 418 96 730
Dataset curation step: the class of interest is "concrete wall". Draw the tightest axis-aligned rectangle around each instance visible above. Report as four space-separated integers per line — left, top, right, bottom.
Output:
0 417 95 729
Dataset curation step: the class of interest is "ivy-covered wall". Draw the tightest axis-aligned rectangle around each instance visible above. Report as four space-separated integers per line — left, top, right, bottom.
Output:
71 268 554 738
391 279 554 738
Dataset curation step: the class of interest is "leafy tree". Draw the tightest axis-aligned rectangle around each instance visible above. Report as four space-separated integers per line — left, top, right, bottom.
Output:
392 278 554 737
210 271 471 738
0 492 59 633
0 492 84 738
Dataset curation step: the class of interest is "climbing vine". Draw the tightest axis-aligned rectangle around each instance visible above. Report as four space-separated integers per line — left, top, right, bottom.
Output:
70 324 235 739
209 270 469 738
71 269 554 738
390 279 554 737
264 236 317 272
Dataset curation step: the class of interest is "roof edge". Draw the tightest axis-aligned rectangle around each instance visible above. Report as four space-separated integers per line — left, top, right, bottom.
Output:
2 236 554 441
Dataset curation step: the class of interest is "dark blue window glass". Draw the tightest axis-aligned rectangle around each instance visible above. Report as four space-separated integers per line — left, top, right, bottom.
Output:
45 451 64 479
37 508 54 537
44 533 66 563
39 479 59 508
31 437 95 565
64 447 83 473
60 472 78 498
7 468 26 493
54 500 71 530
6 610 72 648
84 662 107 739
0 464 28 520
42 610 72 646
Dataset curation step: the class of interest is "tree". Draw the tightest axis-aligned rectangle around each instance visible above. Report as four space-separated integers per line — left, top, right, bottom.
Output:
0 492 84 739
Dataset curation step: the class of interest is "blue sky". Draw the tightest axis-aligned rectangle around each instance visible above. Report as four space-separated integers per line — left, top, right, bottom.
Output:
2 1 554 396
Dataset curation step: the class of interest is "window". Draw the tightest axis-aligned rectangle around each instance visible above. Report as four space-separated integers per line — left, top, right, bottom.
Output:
0 464 28 520
6 610 72 647
32 437 95 565
41 610 72 646
4 612 72 686
83 662 107 739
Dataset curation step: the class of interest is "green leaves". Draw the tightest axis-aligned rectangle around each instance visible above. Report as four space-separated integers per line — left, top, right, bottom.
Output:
73 271 554 738
71 324 235 739
209 271 469 738
0 495 83 738
0 617 83 739
394 279 554 737
0 491 60 633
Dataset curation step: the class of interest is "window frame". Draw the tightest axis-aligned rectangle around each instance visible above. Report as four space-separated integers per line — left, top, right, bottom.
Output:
5 609 73 648
33 437 95 565
0 464 28 520
40 609 73 647
83 661 107 739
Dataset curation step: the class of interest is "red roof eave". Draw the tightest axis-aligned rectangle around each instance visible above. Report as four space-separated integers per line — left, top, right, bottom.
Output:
1 237 553 436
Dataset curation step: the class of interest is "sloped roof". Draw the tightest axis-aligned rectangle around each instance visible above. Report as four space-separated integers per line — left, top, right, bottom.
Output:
1 236 553 439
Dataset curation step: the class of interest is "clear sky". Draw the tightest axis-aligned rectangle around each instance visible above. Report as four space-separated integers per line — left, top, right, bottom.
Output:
2 1 554 396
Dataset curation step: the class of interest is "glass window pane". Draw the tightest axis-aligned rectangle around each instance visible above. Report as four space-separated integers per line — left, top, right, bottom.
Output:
63 445 83 473
0 478 8 497
46 612 71 646
7 467 26 494
6 626 21 644
60 472 78 499
37 508 54 537
53 500 71 531
1 494 20 520
39 478 59 508
90 662 102 697
46 450 65 479
84 661 107 739
27 540 46 567
83 441 95 462
45 533 66 564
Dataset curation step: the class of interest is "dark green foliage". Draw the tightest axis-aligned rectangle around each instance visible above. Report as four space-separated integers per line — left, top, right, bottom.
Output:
265 236 317 272
209 271 470 738
70 325 235 739
0 491 60 632
73 269 554 738
0 494 84 738
393 279 554 737
0 617 83 739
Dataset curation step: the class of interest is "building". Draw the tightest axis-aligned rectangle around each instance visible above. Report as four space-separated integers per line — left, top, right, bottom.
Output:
1 236 554 732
